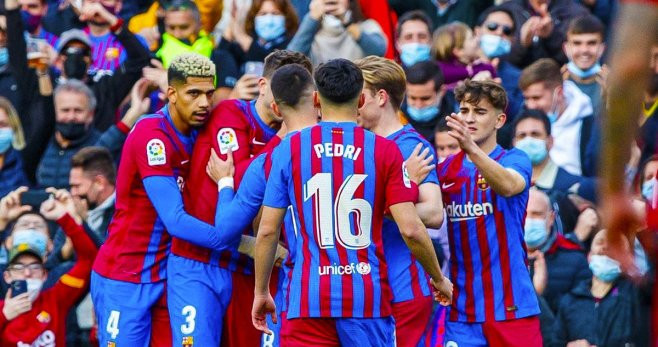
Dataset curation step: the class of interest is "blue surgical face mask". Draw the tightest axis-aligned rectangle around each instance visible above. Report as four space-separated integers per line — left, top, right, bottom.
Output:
0 128 13 154
255 14 286 41
407 104 439 122
642 180 655 200
524 218 548 248
515 137 548 165
567 61 602 79
0 48 8 67
479 34 511 58
589 254 621 282
399 42 431 67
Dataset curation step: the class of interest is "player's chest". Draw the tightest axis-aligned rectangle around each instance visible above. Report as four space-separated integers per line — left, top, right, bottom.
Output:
441 168 496 223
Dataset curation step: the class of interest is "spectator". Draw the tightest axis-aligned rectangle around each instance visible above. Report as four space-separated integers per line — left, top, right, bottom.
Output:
36 79 135 188
401 60 456 143
433 117 460 163
550 229 647 346
395 10 433 69
433 22 496 90
500 0 589 68
155 0 214 69
219 0 298 73
0 98 29 198
287 0 387 65
562 15 607 117
475 5 524 121
5 0 150 132
639 74 658 164
19 0 58 49
512 109 597 202
69 146 115 245
638 156 658 202
0 188 97 346
520 58 599 177
388 0 493 30
0 16 20 111
525 188 591 314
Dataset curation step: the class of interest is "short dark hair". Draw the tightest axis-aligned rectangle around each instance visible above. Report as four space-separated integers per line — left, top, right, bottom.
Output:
406 61 444 91
519 58 562 91
164 0 201 23
71 147 117 184
567 15 605 38
396 10 433 38
434 117 450 133
263 50 313 79
513 109 551 136
454 79 507 111
314 59 364 104
271 64 314 108
476 5 516 32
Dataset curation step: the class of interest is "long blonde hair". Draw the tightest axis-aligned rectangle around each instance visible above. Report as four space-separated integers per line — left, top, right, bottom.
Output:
0 97 26 151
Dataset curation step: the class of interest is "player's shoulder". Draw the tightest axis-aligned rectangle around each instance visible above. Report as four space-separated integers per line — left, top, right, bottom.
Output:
129 114 170 141
211 99 250 123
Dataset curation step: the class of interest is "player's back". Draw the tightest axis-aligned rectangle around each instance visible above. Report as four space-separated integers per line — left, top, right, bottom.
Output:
94 112 191 284
265 122 417 319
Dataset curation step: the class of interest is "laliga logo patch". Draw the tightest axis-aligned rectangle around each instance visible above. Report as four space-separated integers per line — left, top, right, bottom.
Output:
356 262 371 275
182 336 194 347
146 139 166 166
36 310 51 323
402 163 412 188
217 128 239 155
477 173 489 190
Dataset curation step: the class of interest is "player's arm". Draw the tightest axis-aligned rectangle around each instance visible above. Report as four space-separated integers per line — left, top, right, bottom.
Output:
446 113 526 197
415 183 444 229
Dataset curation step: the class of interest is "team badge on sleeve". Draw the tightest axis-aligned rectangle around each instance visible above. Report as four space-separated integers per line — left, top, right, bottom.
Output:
217 128 239 154
402 162 412 188
147 139 167 166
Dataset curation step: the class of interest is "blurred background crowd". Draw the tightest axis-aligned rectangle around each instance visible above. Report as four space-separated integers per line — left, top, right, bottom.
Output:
0 0 656 346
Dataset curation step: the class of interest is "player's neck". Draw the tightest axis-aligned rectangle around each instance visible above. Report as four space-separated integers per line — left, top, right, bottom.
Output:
475 134 498 156
255 98 280 130
286 106 318 132
167 104 192 135
373 111 404 137
320 105 358 123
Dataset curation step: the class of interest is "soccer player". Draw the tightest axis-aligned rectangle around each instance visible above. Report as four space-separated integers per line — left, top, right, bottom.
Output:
91 53 237 346
171 50 313 346
252 58 452 346
204 63 320 347
438 79 541 345
355 55 443 347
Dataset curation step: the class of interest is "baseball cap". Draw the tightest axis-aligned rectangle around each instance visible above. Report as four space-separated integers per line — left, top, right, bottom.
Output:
8 229 47 264
56 29 92 54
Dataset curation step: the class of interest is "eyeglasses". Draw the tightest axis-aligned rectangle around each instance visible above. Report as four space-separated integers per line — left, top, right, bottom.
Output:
7 263 45 275
485 22 514 36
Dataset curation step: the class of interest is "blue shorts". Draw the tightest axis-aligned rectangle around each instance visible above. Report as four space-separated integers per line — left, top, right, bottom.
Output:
281 315 396 347
167 254 233 346
90 271 171 346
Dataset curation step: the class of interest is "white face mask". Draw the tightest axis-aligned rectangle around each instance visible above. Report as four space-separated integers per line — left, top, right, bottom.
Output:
26 278 44 302
322 14 345 33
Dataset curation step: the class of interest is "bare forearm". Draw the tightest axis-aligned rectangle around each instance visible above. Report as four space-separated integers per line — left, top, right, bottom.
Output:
415 184 443 229
402 226 443 281
467 147 524 197
600 3 658 194
254 228 279 295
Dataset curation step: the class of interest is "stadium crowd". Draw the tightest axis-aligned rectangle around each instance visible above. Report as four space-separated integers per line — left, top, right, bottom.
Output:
0 0 655 346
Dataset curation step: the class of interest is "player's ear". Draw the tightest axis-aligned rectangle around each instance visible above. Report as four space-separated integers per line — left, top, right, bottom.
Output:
167 85 177 104
494 112 507 130
271 101 282 119
313 91 320 109
358 92 366 109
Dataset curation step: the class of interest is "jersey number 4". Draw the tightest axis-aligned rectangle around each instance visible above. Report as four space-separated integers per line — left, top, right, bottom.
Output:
304 173 372 250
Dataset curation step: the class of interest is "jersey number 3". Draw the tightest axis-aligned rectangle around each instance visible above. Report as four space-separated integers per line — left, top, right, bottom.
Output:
304 173 372 250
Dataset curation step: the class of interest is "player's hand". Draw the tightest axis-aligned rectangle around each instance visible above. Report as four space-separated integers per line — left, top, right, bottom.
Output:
274 244 289 268
2 289 32 321
430 276 453 306
206 148 235 184
230 74 260 101
252 293 277 335
405 143 435 185
0 186 32 230
446 113 478 154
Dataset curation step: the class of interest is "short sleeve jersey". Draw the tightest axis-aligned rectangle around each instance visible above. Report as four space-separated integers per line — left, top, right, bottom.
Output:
263 122 418 319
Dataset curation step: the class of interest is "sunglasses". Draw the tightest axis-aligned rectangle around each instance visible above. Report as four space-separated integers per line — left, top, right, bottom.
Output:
485 22 514 36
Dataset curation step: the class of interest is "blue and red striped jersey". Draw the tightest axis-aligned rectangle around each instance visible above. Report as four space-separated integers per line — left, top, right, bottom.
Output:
263 122 418 319
84 28 126 77
93 106 192 283
35 30 58 49
383 124 437 303
437 145 539 322
175 99 278 272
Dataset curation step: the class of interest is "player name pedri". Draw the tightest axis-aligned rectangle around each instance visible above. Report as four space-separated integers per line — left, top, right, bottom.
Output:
313 143 362 160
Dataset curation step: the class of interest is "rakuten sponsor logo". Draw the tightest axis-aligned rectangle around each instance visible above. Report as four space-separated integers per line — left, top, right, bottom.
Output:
445 201 493 221
318 262 371 276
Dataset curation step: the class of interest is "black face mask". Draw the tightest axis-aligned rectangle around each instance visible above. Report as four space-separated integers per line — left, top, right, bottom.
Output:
63 51 88 80
56 122 88 141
